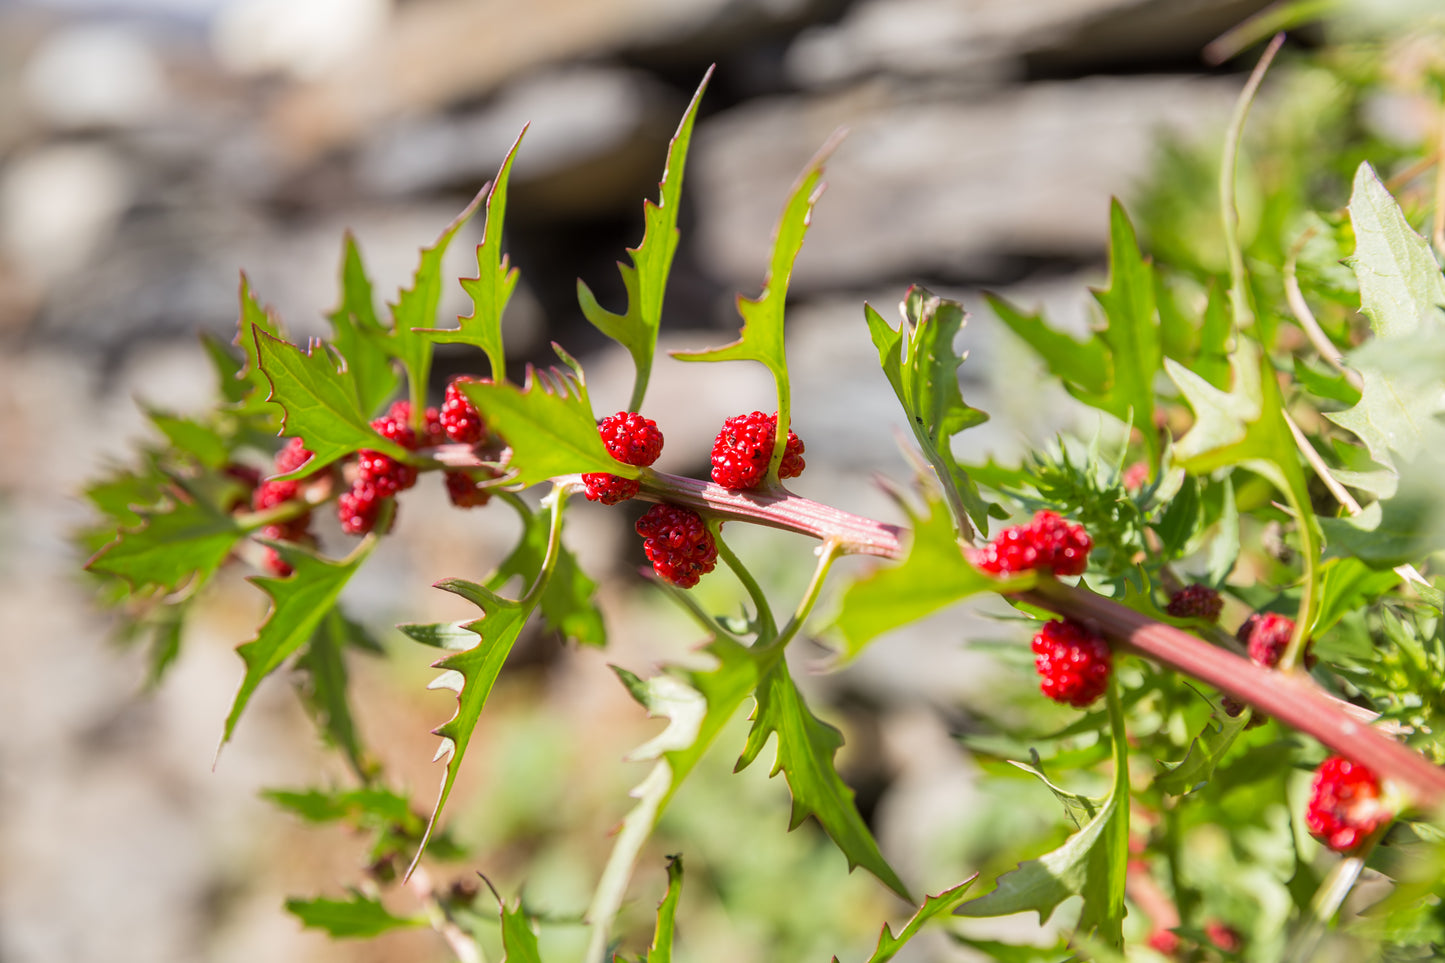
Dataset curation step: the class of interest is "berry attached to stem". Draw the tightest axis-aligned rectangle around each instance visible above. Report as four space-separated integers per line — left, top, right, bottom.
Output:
1031 618 1111 707
635 503 718 588
440 376 487 445
1166 584 1223 622
710 411 804 490
1305 755 1391 853
583 411 664 504
972 510 1092 577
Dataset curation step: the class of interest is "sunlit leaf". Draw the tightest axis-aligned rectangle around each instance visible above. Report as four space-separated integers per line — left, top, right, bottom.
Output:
491 500 605 647
86 488 244 593
648 855 684 963
327 232 399 418
286 892 422 939
1348 162 1445 340
842 877 976 963
295 607 373 780
500 897 544 963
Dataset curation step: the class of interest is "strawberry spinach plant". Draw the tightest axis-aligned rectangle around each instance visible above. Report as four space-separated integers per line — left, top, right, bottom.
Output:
83 32 1445 962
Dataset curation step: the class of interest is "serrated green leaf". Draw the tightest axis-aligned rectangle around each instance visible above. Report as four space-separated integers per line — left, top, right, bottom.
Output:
234 274 286 414
253 329 409 475
735 657 910 900
295 608 371 780
1293 357 1361 406
865 289 993 536
83 461 167 530
264 786 418 830
1319 495 1441 569
1153 475 1202 557
500 898 544 963
1312 556 1399 636
201 331 247 405
580 69 710 412
984 293 1109 396
491 500 604 647
286 892 423 939
1348 162 1445 340
390 184 488 420
1325 334 1445 467
145 408 230 469
662 638 761 808
461 364 617 489
845 877 976 963
86 490 245 593
397 620 480 650
1156 711 1248 796
956 681 1129 944
424 128 526 381
674 132 843 481
327 232 399 418
831 493 1028 661
220 537 376 750
647 854 684 963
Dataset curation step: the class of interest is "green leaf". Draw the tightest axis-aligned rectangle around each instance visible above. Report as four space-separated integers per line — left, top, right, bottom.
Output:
865 288 993 536
500 898 544 963
1293 357 1361 407
846 877 976 963
1326 334 1445 468
86 489 245 593
1348 161 1445 340
831 493 1029 661
286 892 422 939
673 131 844 481
1156 710 1249 796
146 408 229 469
984 293 1109 397
660 638 762 808
1193 283 1233 390
201 331 247 405
579 69 710 412
424 128 526 381
1319 496 1441 569
647 855 684 963
294 608 372 780
234 274 286 415
264 786 418 832
956 681 1130 944
327 232 399 418
490 500 605 647
735 657 911 900
220 537 377 751
460 363 617 489
1312 557 1399 636
253 329 409 475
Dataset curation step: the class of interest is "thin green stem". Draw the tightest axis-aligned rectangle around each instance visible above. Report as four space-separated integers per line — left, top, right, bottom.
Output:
773 537 844 651
1221 32 1285 330
711 521 777 638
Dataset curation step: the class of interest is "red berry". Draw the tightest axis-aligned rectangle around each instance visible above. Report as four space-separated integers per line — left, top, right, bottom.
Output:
972 511 1092 577
257 515 312 576
1146 929 1179 955
337 481 389 535
1166 584 1223 622
584 411 663 504
1237 612 1298 668
444 470 492 508
1204 922 1242 953
582 474 641 505
635 503 718 588
710 411 804 490
357 449 417 497
1306 756 1390 852
252 478 299 510
441 376 486 445
273 436 313 475
371 406 418 451
383 400 447 447
1031 619 1111 707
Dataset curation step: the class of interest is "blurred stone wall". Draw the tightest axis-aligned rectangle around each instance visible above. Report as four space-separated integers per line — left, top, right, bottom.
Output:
0 1 1271 960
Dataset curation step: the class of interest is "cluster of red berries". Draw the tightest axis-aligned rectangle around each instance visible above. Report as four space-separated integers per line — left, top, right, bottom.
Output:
250 437 316 575
1165 584 1223 622
1031 618 1112 707
972 510 1092 577
635 503 718 588
710 410 804 490
1305 755 1390 852
583 412 664 504
1219 611 1311 719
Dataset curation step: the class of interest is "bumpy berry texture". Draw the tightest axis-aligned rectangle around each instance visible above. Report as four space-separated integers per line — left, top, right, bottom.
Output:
1237 611 1313 668
252 478 299 511
584 411 664 504
356 450 416 497
273 436 313 474
440 376 486 445
384 400 446 447
635 503 718 588
338 481 388 535
972 510 1092 577
1031 618 1112 707
709 411 804 490
1166 584 1223 622
1305 756 1390 852
445 470 492 508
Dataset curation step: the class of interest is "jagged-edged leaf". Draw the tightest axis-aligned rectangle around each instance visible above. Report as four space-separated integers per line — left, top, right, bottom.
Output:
948 935 1073 961
1348 162 1445 340
735 657 911 900
220 537 377 750
648 855 684 963
661 638 762 807
234 274 286 414
397 620 480 651
460 365 616 489
839 878 976 963
327 232 399 418
956 683 1129 944
673 131 843 475
84 460 166 529
491 501 604 647
985 293 1109 397
146 408 229 469
1156 710 1248 796
410 577 537 876
1312 557 1400 637
1319 494 1444 569
1153 475 1202 557
253 329 409 476
286 892 423 939
500 898 544 963
201 331 247 405
390 185 488 418
424 128 526 380
865 288 993 535
1326 334 1445 468
295 607 371 779
86 489 244 593
264 786 418 831
832 493 1028 661
579 68 710 412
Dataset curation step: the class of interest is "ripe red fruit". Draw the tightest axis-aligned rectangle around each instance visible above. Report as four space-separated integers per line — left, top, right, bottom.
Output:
338 481 388 535
382 400 446 447
709 411 804 490
584 411 664 504
273 436 313 474
440 376 486 445
357 449 417 497
1237 612 1298 668
1166 584 1223 622
444 470 492 508
252 478 299 511
1031 618 1111 707
1305 756 1390 852
635 503 718 588
371 407 418 451
972 510 1092 577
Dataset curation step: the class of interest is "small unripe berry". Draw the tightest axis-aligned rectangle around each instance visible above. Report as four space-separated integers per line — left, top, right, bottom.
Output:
972 511 1092 577
1305 756 1390 852
710 411 804 490
635 503 718 588
1166 584 1223 622
1031 618 1111 707
441 376 487 445
584 411 664 504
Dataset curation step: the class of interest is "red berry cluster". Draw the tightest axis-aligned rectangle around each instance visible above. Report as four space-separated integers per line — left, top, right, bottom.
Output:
252 436 316 576
1305 755 1390 852
1031 618 1111 707
337 400 426 535
709 410 804 490
1221 611 1311 719
972 510 1092 577
583 411 664 504
1165 584 1223 622
440 376 487 445
635 503 718 588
